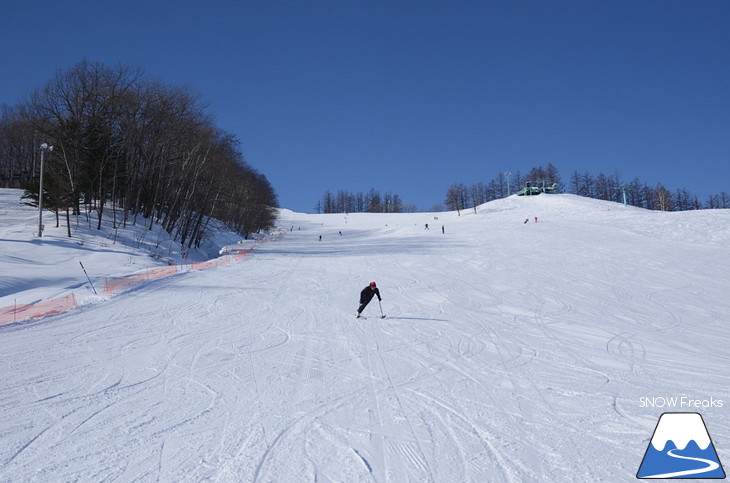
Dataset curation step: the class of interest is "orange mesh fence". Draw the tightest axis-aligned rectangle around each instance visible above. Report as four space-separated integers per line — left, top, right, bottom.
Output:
233 248 253 260
190 257 229 270
0 294 78 325
1 238 265 325
103 265 179 294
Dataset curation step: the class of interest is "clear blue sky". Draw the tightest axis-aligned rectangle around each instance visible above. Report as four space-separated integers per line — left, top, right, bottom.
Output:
2 0 729 212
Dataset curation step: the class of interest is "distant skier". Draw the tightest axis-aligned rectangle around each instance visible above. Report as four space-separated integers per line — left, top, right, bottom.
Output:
356 282 381 318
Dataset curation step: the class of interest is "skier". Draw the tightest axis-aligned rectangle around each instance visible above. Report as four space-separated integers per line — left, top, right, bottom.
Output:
356 281 381 318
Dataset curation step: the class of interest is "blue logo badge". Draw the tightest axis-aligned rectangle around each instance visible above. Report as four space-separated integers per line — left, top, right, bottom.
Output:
637 412 725 479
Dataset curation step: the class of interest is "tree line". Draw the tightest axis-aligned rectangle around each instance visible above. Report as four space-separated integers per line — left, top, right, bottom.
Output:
316 189 415 213
444 163 730 213
0 60 277 247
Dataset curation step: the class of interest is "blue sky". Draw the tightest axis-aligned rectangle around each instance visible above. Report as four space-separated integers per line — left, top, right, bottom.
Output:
2 1 728 212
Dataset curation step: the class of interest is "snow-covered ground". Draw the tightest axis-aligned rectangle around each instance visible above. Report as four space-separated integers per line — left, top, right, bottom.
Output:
1 188 728 481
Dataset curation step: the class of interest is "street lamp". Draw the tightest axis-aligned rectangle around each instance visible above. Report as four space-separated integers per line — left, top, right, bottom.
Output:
38 143 53 237
616 185 629 206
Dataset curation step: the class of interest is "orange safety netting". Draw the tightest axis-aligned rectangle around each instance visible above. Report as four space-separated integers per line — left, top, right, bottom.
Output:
191 257 229 270
234 247 253 260
0 294 78 326
190 247 253 270
103 265 179 294
1 242 261 325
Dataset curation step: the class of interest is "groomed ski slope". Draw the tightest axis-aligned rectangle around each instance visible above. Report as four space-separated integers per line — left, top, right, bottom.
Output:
1 192 729 481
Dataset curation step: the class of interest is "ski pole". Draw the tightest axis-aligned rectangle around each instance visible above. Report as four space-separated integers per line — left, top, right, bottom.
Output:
79 261 98 294
378 300 386 319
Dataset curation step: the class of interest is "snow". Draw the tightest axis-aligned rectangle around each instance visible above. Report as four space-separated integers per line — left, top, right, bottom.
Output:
1 187 729 481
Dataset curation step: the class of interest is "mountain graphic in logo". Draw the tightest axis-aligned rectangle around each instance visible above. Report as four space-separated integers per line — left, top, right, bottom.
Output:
637 412 726 479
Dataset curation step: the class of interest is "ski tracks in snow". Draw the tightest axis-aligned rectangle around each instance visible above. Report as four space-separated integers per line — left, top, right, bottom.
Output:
5 204 730 481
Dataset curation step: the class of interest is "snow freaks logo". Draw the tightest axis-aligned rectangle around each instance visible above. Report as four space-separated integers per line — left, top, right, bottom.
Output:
637 412 726 479
640 396 724 409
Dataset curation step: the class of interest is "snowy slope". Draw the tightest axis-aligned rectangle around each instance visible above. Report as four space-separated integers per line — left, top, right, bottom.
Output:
1 189 729 481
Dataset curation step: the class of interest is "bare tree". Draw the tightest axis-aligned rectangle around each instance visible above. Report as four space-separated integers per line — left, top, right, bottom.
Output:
655 184 673 211
4 60 278 243
444 183 468 214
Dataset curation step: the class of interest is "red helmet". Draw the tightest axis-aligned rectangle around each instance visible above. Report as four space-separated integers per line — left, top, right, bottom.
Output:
370 281 377 287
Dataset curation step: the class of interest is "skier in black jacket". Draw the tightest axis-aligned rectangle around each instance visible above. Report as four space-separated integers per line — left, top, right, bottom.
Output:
356 282 381 318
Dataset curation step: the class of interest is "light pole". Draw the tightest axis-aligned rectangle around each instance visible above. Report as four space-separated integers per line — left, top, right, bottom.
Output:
38 143 53 237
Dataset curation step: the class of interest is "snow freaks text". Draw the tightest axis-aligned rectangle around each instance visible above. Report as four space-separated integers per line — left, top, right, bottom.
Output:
639 396 724 409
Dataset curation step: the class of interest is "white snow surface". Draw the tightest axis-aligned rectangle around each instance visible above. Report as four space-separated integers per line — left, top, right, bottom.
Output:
1 188 729 481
